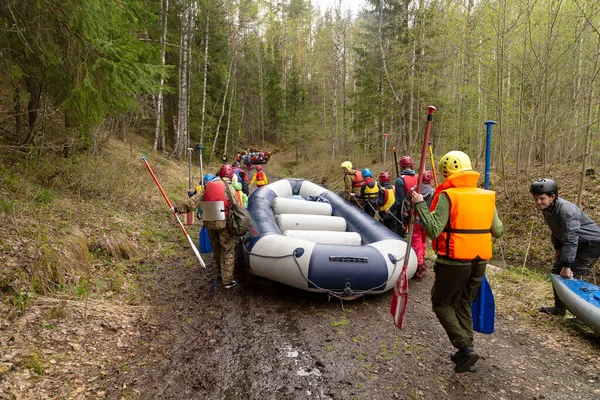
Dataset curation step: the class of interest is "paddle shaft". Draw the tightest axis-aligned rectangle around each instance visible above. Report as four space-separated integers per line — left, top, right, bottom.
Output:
484 121 497 190
392 147 400 179
142 157 205 268
197 145 205 185
402 106 437 268
472 120 498 334
392 105 436 329
428 142 439 189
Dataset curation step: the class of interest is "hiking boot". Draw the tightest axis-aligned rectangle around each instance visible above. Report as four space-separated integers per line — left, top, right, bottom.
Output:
539 306 566 316
450 350 460 363
450 351 478 372
223 280 237 289
454 348 480 373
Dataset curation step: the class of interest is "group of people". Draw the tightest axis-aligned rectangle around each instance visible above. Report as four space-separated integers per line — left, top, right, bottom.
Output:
343 150 600 374
340 157 434 279
171 147 600 375
172 160 271 289
237 149 271 171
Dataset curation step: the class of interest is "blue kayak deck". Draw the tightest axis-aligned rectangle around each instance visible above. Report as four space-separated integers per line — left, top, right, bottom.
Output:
559 277 600 307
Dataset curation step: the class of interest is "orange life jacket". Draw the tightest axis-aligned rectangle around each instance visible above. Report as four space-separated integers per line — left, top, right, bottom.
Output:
256 171 265 182
203 180 230 215
431 171 495 261
351 171 365 188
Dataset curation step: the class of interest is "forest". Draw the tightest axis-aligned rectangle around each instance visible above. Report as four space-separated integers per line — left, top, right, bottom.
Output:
2 0 599 179
2 1 600 398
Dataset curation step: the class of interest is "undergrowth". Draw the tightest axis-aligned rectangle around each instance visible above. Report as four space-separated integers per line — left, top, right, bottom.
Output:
0 135 217 318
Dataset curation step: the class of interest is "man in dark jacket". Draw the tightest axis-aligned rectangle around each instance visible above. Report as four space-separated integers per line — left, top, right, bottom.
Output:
530 178 600 316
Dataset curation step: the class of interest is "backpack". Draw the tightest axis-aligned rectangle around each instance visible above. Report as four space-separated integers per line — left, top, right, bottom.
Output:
224 185 251 236
400 185 433 229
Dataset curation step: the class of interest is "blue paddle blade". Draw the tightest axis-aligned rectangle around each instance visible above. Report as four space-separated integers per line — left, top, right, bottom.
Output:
472 275 495 334
199 226 212 254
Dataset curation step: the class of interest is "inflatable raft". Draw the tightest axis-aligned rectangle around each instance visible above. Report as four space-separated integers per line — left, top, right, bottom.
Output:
551 274 600 334
244 179 417 298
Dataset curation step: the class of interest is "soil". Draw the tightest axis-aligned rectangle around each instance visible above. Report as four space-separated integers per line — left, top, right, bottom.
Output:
1 165 600 399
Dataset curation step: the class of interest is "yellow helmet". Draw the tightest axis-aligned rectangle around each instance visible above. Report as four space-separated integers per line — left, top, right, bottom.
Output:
340 161 352 170
438 151 472 178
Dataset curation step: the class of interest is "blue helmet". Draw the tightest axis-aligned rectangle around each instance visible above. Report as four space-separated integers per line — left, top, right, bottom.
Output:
361 168 373 178
203 173 215 184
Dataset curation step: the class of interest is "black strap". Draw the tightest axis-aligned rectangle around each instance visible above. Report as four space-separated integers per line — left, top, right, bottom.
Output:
447 228 492 234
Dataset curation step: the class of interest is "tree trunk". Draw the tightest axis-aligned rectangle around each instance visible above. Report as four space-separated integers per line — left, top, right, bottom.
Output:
154 0 169 152
223 60 237 159
258 40 265 146
577 34 600 206
212 61 233 154
200 12 210 145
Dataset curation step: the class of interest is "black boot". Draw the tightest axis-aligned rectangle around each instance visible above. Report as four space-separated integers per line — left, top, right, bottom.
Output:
454 348 480 373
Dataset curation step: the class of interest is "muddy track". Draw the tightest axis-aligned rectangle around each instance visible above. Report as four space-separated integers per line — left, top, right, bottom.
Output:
98 246 600 400
96 165 600 399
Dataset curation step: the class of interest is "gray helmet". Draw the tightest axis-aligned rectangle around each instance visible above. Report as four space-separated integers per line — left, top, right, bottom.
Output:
530 179 558 196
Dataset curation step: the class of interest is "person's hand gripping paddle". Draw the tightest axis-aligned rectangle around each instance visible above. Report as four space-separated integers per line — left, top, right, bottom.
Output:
142 157 205 268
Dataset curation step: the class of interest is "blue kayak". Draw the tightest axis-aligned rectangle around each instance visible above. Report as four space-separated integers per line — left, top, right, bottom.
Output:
551 274 600 334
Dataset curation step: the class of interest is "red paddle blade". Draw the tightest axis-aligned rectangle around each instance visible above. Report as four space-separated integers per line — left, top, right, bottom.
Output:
390 267 409 328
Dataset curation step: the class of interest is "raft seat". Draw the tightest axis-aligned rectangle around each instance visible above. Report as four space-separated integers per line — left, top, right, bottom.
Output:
284 230 362 246
272 197 332 216
276 214 346 232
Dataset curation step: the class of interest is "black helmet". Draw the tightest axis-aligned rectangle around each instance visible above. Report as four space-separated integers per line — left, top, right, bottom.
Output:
530 179 558 196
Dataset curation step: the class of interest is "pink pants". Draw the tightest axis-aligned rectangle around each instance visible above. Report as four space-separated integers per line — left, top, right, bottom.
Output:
411 223 427 265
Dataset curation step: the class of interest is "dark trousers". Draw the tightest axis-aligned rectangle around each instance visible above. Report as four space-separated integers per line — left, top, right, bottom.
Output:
431 260 486 350
551 242 600 310
364 200 378 217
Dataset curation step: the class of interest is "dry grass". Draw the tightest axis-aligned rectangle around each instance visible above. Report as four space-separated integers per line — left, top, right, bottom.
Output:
0 136 218 314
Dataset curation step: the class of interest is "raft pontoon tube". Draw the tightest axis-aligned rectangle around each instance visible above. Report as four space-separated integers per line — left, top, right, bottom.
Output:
244 179 417 298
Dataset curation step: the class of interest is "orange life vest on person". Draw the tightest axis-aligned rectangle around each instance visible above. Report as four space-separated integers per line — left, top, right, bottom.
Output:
431 171 495 261
256 171 265 182
351 171 365 188
203 180 230 215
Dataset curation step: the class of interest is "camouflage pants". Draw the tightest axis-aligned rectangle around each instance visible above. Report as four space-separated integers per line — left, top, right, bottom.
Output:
431 260 486 350
207 226 236 286
551 242 600 310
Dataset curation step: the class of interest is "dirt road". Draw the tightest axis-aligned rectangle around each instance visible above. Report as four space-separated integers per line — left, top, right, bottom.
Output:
100 251 599 400
1 163 599 399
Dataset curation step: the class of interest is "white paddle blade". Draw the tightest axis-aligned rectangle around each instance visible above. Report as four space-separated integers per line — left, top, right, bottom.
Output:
187 234 206 268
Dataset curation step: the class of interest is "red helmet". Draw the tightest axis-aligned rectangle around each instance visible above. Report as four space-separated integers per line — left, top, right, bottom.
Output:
399 156 413 168
218 164 234 179
378 172 391 183
256 165 263 171
422 170 433 184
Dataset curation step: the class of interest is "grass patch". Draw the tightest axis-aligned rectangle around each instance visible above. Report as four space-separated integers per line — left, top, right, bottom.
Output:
23 351 44 375
331 317 349 327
